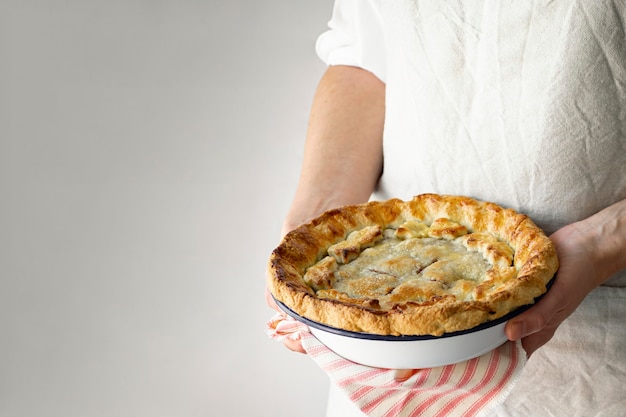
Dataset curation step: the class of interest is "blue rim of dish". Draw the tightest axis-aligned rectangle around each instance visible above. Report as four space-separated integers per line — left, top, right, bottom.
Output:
274 277 554 341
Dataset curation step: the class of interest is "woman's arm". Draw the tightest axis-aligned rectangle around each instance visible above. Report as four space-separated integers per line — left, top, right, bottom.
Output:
506 198 626 355
269 64 385 353
281 65 385 235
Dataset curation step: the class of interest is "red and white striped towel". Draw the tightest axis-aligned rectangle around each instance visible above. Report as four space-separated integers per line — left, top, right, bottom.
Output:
267 313 526 417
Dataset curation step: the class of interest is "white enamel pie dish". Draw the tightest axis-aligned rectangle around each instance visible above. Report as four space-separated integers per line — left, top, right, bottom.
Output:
274 281 551 369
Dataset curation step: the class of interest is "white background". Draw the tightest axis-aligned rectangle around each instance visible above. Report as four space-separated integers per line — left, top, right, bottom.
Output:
1 1 334 416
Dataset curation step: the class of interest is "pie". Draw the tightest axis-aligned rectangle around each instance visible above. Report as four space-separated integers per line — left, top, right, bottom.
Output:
267 194 559 337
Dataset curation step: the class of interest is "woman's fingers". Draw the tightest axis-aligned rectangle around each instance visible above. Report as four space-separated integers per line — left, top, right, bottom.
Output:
284 338 307 354
393 369 419 382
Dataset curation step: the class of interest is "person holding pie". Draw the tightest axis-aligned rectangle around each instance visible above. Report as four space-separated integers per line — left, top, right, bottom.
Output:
267 1 626 415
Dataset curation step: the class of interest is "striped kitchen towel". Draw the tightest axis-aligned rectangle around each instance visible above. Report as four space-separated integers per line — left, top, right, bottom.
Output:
267 313 526 417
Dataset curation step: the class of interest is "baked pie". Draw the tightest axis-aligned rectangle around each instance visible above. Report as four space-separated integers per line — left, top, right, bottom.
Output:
267 194 558 336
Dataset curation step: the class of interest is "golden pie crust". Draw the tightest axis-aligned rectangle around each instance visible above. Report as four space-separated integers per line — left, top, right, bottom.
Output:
267 194 559 336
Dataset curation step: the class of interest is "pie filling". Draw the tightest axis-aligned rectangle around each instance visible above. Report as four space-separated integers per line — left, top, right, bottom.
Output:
303 219 517 311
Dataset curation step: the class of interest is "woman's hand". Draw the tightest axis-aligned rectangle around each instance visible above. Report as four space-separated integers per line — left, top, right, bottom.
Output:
504 224 598 356
505 199 626 356
266 288 307 353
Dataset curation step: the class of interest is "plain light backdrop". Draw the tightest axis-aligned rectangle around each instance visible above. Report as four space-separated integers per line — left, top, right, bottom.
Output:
1 1 335 416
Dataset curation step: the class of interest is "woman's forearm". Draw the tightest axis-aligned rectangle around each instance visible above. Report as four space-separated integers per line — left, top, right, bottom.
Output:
283 65 386 234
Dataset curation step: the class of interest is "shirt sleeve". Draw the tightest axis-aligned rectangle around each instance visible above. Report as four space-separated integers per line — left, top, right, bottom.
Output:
315 0 386 82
